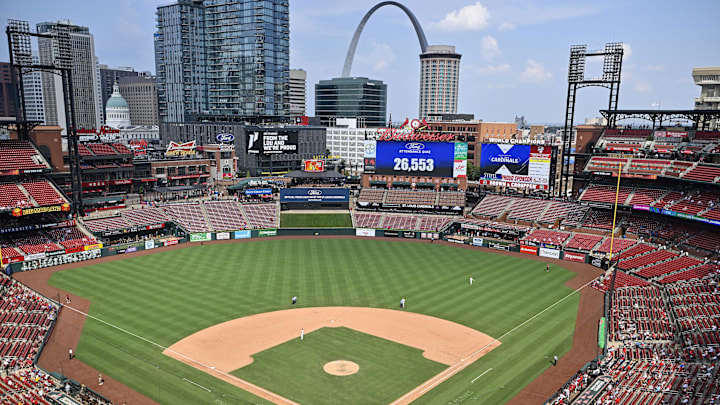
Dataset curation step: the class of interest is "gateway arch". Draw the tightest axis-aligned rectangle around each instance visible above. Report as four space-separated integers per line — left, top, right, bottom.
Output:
341 1 428 77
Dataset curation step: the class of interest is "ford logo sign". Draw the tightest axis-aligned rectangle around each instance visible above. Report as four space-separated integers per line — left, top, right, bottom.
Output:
308 190 323 196
216 133 235 142
405 142 424 150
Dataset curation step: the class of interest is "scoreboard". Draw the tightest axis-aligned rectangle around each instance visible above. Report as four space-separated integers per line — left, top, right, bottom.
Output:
478 144 552 189
364 140 467 178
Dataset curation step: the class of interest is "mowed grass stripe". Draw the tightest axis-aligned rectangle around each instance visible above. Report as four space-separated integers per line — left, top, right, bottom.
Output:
49 239 583 405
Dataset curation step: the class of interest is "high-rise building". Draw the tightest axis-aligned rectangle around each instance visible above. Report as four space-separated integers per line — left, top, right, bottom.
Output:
22 53 46 123
693 67 720 129
315 77 387 127
419 45 461 119
99 65 138 123
155 0 206 123
37 20 101 130
154 0 290 122
119 75 159 126
0 62 18 118
289 69 307 116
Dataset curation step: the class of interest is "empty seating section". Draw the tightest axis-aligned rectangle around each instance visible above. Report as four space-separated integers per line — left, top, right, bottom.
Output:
382 214 419 230
564 233 602 251
585 156 628 172
522 229 569 245
0 140 49 172
21 181 66 206
357 189 385 204
77 144 93 156
353 212 383 228
437 192 465 207
111 143 132 154
204 201 247 231
161 203 210 233
635 256 703 279
609 286 673 341
703 206 720 220
628 188 667 206
45 227 94 249
0 276 59 370
120 207 169 226
83 216 132 232
596 238 637 254
614 271 652 288
618 249 678 271
666 278 720 353
385 190 436 205
87 143 118 156
684 231 720 253
582 209 619 230
665 161 693 177
0 183 32 210
580 185 633 205
653 190 683 207
537 202 569 223
604 143 641 151
624 215 662 234
241 203 278 229
603 128 652 139
505 199 549 221
654 221 699 242
657 264 718 284
562 205 589 226
617 243 656 261
0 247 22 259
471 195 514 218
683 164 720 183
417 216 451 231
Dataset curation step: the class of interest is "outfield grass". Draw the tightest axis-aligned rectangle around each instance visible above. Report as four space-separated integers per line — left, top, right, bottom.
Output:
49 239 580 404
232 327 446 405
280 212 353 228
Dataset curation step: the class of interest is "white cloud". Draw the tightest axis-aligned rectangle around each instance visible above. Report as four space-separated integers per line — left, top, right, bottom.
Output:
634 81 652 93
498 22 515 31
622 43 632 60
431 2 490 31
520 59 552 83
354 42 397 73
481 36 501 61
477 63 511 74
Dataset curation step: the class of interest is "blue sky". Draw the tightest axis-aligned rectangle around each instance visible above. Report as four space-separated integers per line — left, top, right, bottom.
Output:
1 0 718 124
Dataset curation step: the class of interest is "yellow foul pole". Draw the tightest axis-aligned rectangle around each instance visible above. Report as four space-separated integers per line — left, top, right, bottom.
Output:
608 162 623 264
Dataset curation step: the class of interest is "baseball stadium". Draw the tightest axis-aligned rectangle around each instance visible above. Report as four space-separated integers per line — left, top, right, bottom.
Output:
1 9 720 405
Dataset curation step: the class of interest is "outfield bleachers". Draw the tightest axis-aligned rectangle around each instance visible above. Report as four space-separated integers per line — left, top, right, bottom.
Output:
82 216 132 233
161 203 211 233
242 203 278 229
353 212 384 229
618 249 678 271
564 233 603 252
595 237 637 255
120 207 170 226
579 184 633 205
204 200 247 231
471 195 515 218
522 229 570 245
505 199 549 221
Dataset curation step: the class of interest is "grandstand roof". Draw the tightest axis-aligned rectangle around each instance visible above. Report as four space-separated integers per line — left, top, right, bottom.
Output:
600 109 720 126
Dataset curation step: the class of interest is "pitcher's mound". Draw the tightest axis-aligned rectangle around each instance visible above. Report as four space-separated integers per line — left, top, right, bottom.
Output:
323 360 359 376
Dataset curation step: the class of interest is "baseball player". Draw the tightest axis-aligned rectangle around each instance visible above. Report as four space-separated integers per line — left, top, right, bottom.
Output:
292 295 297 305
400 297 405 309
300 328 304 340
469 276 475 285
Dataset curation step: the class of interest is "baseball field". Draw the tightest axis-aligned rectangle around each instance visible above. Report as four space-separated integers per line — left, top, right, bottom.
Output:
38 238 588 404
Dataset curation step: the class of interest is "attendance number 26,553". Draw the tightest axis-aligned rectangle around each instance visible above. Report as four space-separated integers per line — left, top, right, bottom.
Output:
393 157 435 172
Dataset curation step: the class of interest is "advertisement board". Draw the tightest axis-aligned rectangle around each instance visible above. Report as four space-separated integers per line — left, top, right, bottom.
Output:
563 251 586 263
247 130 298 155
472 237 484 247
216 232 230 240
520 245 538 255
190 233 212 242
280 188 349 203
234 230 252 239
303 159 325 172
488 241 512 251
145 240 155 250
633 204 720 227
539 247 561 259
356 228 376 237
258 229 277 237
18 249 101 272
373 141 465 178
478 144 551 189
245 188 273 195
164 239 179 246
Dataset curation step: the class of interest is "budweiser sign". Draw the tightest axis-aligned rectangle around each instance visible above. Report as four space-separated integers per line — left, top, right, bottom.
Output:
166 141 196 156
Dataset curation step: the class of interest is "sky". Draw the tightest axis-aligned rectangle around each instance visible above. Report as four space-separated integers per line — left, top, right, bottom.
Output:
1 0 718 125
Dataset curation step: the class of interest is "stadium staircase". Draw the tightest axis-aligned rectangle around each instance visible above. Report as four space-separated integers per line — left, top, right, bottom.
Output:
201 205 212 229
17 183 35 205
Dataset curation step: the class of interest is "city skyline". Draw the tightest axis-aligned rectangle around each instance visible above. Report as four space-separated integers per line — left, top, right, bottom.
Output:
1 0 718 125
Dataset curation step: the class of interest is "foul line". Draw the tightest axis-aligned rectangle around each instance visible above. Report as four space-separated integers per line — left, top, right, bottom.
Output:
183 378 211 392
390 277 596 404
471 368 493 383
55 302 300 405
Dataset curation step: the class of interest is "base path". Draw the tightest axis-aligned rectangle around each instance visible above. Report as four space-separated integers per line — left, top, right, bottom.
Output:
164 307 500 404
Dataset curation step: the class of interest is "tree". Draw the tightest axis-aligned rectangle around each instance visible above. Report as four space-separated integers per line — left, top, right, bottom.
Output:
467 163 481 181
